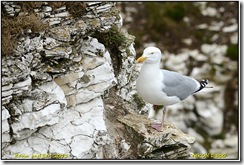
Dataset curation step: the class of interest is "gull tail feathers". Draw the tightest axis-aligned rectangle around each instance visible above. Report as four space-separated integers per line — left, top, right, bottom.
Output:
194 79 209 93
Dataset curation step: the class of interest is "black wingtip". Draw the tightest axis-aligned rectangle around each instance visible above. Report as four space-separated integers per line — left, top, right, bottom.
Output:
194 79 209 93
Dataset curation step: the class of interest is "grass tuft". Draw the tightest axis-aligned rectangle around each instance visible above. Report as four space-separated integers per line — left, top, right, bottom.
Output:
1 13 48 55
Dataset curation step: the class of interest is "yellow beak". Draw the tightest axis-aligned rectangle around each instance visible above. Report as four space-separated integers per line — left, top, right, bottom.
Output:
136 55 147 63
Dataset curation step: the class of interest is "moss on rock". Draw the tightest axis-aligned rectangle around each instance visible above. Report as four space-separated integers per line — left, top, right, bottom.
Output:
91 26 128 76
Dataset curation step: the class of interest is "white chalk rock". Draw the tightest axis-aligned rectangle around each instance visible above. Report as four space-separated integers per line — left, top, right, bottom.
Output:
196 100 223 136
11 81 66 140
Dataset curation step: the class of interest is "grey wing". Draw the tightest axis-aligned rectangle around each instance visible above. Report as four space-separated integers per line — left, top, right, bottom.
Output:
161 70 199 100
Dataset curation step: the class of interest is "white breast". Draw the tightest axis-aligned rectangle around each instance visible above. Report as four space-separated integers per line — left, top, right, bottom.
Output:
136 64 180 106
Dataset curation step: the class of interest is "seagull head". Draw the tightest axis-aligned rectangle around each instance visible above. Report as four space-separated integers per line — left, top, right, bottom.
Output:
136 47 162 64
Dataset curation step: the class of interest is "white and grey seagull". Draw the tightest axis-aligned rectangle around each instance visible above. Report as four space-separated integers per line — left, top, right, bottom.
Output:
136 46 208 131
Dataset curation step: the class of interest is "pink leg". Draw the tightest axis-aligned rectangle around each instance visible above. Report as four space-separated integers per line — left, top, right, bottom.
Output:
151 107 166 131
161 107 166 127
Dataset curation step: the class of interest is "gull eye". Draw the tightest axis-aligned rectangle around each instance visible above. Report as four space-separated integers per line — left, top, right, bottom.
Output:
150 52 154 54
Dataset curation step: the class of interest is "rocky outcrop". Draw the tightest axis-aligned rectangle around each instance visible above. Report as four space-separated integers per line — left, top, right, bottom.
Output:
2 2 120 159
119 113 195 159
104 89 195 159
2 2 195 159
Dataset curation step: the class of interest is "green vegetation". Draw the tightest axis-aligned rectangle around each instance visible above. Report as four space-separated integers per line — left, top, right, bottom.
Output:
145 2 199 42
131 2 201 51
91 26 127 55
164 3 186 21
226 44 238 61
91 26 127 75
145 2 187 22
